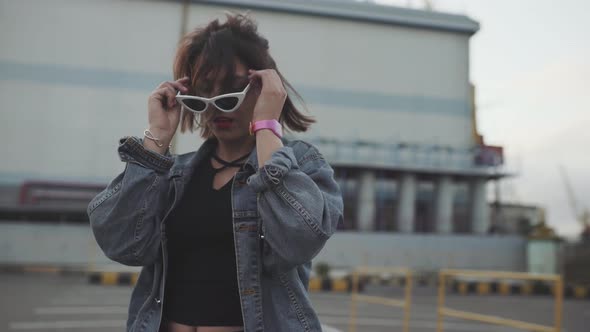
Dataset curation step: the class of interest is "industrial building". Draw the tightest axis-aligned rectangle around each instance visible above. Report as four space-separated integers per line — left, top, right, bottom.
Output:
0 0 523 271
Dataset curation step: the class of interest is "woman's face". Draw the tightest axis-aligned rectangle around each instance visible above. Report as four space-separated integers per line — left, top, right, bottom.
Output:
196 59 258 144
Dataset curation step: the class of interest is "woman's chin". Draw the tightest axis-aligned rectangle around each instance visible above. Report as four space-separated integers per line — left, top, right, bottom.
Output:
212 129 249 142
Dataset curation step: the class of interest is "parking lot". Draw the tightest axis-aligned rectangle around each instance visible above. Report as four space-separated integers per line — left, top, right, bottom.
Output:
1 273 588 332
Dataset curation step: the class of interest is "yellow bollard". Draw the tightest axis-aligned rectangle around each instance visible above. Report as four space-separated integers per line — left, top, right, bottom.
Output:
554 277 563 332
436 272 446 332
131 272 139 286
308 277 321 292
521 282 532 295
403 271 412 332
458 281 468 294
102 272 118 285
333 278 348 292
573 286 588 299
477 282 490 295
348 270 359 332
499 282 511 295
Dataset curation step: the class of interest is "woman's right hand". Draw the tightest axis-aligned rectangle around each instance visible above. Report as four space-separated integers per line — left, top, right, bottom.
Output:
146 77 190 145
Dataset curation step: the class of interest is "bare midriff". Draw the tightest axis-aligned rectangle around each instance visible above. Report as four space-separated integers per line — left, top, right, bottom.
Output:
166 320 243 332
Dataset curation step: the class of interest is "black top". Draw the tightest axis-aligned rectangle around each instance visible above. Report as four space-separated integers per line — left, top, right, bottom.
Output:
163 156 243 326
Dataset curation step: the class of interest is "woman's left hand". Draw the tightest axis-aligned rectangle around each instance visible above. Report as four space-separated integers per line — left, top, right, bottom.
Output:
248 69 287 122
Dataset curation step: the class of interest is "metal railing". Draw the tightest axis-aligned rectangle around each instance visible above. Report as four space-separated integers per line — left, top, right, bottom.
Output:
437 269 563 332
348 266 413 332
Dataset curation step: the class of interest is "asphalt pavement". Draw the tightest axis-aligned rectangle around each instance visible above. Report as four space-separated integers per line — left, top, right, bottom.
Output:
1 273 588 332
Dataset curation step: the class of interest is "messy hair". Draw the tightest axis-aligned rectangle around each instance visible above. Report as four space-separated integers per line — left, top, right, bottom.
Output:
173 12 315 139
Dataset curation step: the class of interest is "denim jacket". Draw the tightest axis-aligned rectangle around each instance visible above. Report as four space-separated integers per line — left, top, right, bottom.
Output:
87 135 344 332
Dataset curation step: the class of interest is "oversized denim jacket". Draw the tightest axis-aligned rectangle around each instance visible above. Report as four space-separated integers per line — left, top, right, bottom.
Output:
87 135 344 332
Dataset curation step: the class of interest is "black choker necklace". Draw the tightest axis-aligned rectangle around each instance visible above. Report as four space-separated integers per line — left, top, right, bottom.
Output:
211 151 251 173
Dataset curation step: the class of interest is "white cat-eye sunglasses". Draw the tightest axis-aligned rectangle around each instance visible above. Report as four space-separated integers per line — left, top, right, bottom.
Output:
176 83 251 113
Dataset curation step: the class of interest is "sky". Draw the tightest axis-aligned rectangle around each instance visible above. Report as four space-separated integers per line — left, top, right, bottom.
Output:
372 0 590 238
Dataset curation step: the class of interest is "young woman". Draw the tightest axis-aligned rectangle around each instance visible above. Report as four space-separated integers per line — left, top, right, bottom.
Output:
88 13 343 332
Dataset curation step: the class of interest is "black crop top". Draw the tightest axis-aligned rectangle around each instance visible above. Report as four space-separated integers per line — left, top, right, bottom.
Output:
163 157 244 327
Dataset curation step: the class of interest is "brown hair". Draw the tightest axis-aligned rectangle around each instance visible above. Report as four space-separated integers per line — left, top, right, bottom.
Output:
173 12 315 138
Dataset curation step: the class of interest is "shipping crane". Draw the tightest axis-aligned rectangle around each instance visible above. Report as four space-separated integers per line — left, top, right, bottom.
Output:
559 165 590 241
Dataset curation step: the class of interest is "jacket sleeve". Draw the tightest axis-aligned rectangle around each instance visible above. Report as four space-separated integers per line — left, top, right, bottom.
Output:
247 141 344 274
87 136 174 266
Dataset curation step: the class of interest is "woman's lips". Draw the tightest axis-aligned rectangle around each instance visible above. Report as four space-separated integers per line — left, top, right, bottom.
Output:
213 117 234 128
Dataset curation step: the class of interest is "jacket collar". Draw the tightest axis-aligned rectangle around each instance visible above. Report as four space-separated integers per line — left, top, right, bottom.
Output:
168 138 215 178
169 136 290 177
169 137 257 178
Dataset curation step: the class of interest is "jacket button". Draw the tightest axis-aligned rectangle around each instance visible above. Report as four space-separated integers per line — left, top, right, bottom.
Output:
154 297 161 304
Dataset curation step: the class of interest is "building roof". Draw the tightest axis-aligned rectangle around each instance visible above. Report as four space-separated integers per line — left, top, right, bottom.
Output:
189 0 480 35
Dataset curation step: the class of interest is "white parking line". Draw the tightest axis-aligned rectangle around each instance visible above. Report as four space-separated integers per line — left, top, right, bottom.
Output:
321 324 342 332
316 307 450 320
34 306 127 315
319 315 519 332
11 319 342 331
48 297 130 306
10 320 126 330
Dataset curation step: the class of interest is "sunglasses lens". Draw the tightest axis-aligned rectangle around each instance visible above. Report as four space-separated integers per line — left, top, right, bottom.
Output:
215 97 239 111
182 99 207 112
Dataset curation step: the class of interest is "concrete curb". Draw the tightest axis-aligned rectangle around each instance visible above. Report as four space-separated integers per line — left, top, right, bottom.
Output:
0 264 141 286
0 264 91 276
309 274 590 300
449 280 590 299
308 276 358 292
87 271 139 286
308 271 434 293
364 274 435 287
4 265 587 300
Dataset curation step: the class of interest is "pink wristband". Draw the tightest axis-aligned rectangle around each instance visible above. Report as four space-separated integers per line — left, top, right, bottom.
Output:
249 119 283 138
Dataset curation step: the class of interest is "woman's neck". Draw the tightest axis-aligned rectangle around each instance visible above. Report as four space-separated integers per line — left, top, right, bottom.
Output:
213 137 256 163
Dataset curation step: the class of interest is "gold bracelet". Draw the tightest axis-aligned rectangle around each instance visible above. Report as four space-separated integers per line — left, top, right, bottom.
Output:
143 129 172 149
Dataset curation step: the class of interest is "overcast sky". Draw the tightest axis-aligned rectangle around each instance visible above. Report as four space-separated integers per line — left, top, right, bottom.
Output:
373 0 590 238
